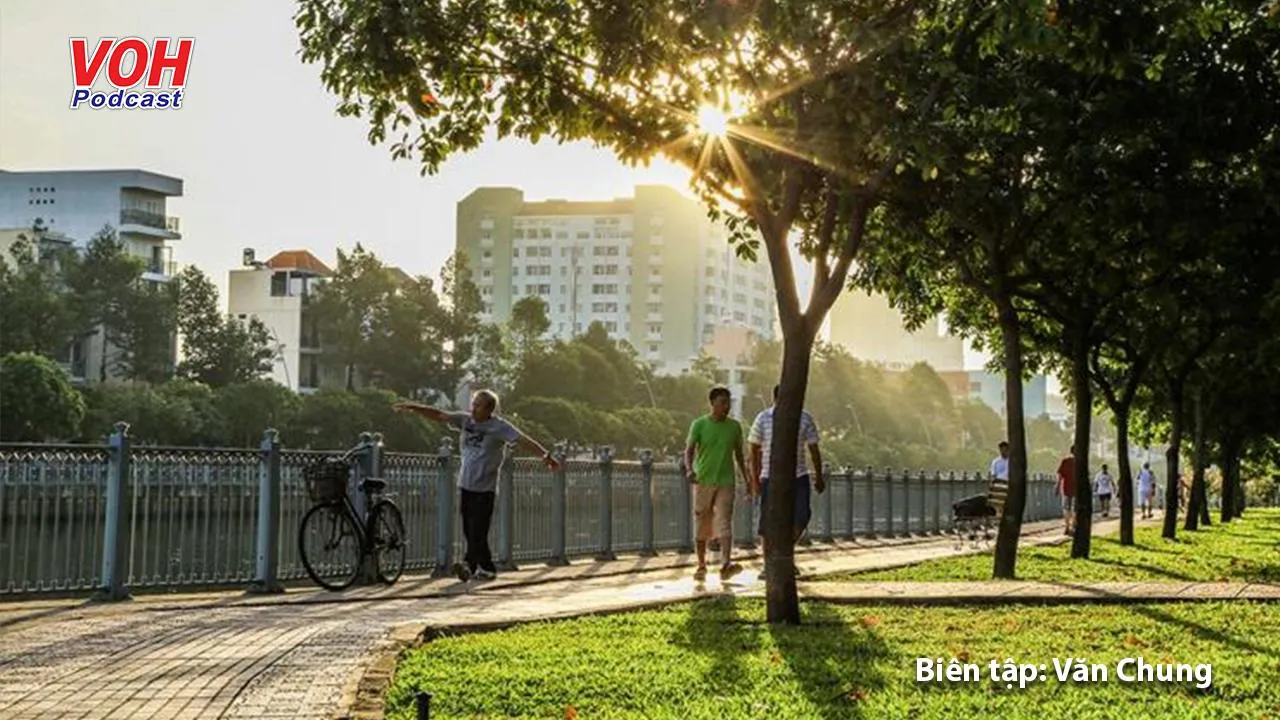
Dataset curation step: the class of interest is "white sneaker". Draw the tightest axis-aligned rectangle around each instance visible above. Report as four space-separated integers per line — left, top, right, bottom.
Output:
474 568 497 581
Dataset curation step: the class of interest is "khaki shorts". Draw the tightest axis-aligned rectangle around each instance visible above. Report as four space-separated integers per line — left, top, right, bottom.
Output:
694 484 734 541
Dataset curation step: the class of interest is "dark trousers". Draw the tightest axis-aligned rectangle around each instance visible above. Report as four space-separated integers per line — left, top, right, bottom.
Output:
460 489 496 573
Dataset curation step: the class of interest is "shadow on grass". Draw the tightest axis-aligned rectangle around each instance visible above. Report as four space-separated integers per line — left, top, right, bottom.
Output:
1085 557 1199 582
1048 581 1280 661
769 601 890 719
673 592 756 696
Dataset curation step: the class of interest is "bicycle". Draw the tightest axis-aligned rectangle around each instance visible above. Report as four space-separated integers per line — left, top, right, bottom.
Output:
298 442 407 591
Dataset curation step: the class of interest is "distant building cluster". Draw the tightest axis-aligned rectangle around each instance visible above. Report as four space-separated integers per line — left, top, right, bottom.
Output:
0 170 1051 414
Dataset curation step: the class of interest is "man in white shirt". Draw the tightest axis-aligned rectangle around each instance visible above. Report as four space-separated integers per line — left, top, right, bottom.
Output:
748 384 824 581
1137 463 1156 518
1094 464 1115 517
990 442 1010 482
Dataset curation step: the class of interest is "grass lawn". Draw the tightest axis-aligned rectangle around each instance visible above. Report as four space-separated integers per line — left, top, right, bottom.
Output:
387 597 1280 719
816 508 1280 584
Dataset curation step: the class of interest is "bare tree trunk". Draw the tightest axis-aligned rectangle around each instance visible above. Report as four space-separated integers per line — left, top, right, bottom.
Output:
765 326 816 625
1115 412 1134 545
1219 439 1238 523
1185 389 1211 530
1070 342 1093 559
1162 380 1184 540
993 307 1028 579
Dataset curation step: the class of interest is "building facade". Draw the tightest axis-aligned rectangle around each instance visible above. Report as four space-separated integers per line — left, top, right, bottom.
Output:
227 249 343 393
0 168 183 382
964 371 1049 419
828 290 965 372
456 185 776 373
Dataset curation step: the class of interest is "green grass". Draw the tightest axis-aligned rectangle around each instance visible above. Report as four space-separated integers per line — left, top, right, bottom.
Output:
817 508 1280 584
387 598 1280 719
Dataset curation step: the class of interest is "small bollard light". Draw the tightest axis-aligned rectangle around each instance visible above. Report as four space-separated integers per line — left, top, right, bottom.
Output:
415 690 433 720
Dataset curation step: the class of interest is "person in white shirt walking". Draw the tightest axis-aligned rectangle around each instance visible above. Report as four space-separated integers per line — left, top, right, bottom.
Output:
1137 463 1157 518
748 384 825 581
1094 465 1115 517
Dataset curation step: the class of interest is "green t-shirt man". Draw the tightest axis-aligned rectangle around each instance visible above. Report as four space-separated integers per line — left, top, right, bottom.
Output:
687 414 743 487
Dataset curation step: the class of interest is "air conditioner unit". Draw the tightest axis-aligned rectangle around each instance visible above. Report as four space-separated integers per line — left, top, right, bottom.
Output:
242 248 256 266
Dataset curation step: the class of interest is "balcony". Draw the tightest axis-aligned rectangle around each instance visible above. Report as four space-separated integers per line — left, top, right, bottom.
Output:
120 209 181 239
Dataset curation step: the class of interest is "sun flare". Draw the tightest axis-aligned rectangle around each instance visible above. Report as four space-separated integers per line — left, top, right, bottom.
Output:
696 105 731 137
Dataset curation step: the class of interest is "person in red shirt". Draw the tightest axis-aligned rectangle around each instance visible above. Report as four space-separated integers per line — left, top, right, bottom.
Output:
1055 446 1077 536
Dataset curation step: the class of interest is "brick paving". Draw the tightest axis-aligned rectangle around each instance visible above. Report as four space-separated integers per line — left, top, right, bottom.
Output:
3 514 1266 719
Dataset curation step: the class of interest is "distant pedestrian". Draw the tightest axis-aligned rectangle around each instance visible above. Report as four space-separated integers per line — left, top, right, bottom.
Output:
747 384 825 581
684 386 749 582
394 390 558 582
989 441 1010 482
1137 463 1156 518
1056 445 1077 536
1094 465 1114 517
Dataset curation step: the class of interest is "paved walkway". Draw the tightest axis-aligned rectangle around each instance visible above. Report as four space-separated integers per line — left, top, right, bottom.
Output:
1 515 1257 720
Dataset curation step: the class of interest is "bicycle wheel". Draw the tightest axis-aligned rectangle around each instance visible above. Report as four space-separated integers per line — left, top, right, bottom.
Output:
298 503 363 591
368 500 407 585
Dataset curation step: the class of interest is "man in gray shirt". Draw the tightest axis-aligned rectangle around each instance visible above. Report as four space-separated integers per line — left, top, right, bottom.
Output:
395 390 558 581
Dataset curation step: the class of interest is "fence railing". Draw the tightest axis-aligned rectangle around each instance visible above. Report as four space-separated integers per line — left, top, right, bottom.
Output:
1 423 1065 598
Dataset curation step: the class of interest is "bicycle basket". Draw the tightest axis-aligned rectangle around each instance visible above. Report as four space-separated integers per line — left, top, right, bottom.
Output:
304 459 349 503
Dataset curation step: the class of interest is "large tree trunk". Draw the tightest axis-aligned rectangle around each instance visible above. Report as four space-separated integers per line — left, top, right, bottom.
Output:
1185 389 1211 530
993 307 1028 579
1219 436 1240 523
1115 411 1135 545
1161 380 1184 540
765 326 816 625
1070 341 1094 559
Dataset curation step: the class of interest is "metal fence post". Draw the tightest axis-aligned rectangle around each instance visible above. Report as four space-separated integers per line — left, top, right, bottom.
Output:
932 470 943 534
596 446 616 561
251 428 283 594
864 466 875 538
431 437 454 577
549 448 569 566
97 421 131 601
844 471 855 539
354 432 383 584
884 467 895 537
903 469 914 536
678 457 694 553
496 446 517 571
821 465 835 542
639 450 656 556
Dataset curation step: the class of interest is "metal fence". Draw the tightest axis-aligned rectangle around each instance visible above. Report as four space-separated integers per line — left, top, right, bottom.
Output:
1 423 1064 598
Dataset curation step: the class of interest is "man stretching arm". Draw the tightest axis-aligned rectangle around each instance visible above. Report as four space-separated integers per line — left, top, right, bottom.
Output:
395 390 557 581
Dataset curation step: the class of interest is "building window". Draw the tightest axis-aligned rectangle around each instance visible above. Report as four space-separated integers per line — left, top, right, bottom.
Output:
559 304 566 313
540 228 552 239
733 293 747 303
646 302 661 313
270 272 288 297
648 343 660 353
480 219 495 229
591 302 619 313
647 323 662 334
604 321 618 332
513 247 520 257
540 246 552 257
733 311 746 322
591 284 618 295
592 264 618 276
482 269 492 278
704 303 716 315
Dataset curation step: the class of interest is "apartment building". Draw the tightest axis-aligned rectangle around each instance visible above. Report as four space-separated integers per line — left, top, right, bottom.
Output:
456 185 776 373
0 168 183 382
227 249 344 393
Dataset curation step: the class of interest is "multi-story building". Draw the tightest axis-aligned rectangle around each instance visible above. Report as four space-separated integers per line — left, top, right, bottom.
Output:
0 168 183 382
964 371 1049 420
828 290 965 372
456 185 776 373
227 249 343 393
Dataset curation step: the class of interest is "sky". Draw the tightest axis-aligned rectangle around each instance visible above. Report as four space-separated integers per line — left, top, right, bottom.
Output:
1 0 1001 372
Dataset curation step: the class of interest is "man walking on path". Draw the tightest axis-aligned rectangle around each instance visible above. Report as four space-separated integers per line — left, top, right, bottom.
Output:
1094 464 1115 517
748 384 825 581
685 386 749 582
1056 446 1077 536
395 390 558 582
1137 463 1157 518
